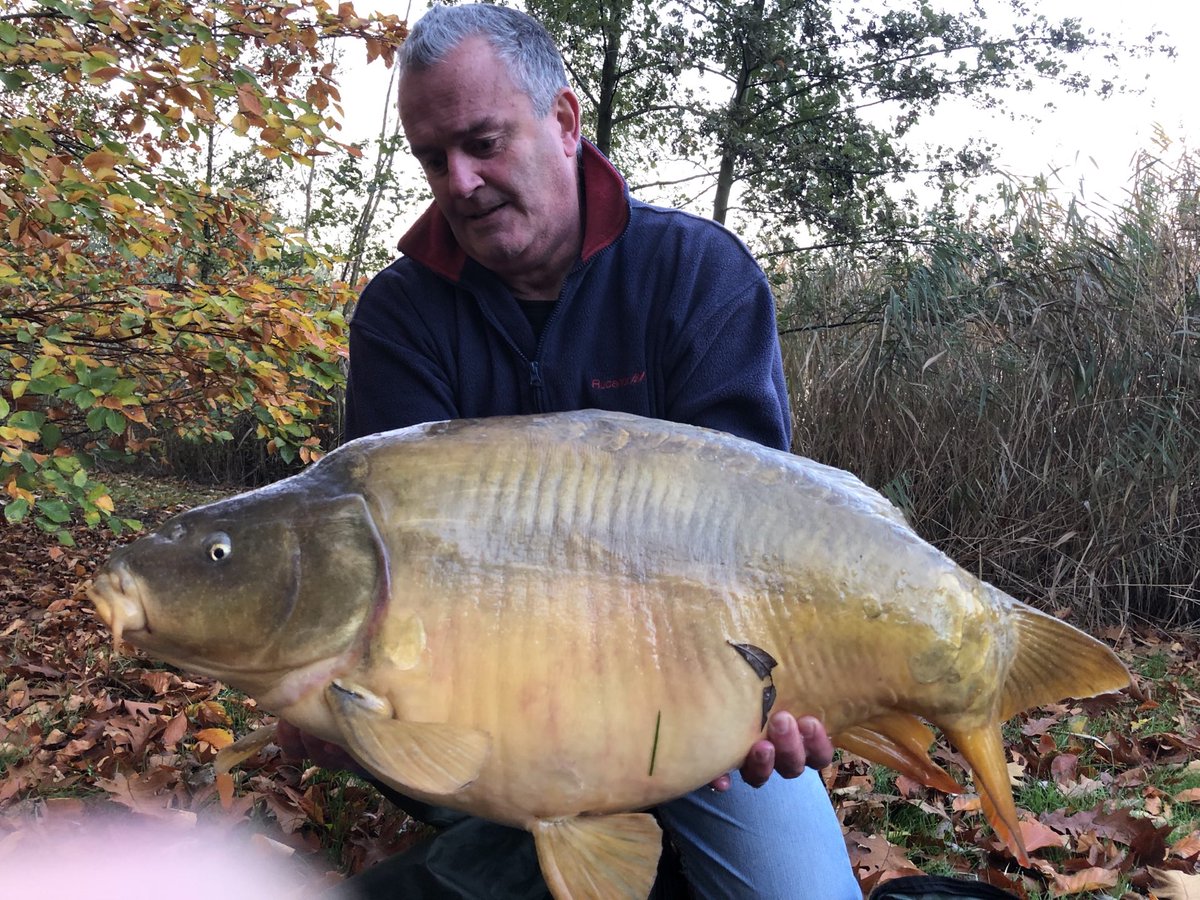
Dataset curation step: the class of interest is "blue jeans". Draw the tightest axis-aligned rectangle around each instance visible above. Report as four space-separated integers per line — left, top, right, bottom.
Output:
659 769 860 899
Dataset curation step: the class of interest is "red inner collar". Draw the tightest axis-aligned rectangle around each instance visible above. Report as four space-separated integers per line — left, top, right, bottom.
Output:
395 140 629 283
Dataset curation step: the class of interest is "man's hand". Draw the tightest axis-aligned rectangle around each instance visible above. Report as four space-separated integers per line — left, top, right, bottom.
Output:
709 712 834 791
275 720 366 776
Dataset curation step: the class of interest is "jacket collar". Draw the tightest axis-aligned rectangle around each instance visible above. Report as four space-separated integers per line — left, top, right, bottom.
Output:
395 139 630 284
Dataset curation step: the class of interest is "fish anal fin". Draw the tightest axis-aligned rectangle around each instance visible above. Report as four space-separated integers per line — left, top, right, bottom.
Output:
998 594 1131 721
327 681 490 796
940 721 1030 867
533 813 662 900
834 712 963 795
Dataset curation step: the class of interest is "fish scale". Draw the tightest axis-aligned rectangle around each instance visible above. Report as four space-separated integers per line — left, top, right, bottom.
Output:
88 409 1130 899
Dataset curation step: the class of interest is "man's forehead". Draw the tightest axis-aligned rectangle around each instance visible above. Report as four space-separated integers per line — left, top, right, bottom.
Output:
398 42 528 142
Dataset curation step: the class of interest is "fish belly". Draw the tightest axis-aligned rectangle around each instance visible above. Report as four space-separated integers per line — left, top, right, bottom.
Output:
362 568 773 827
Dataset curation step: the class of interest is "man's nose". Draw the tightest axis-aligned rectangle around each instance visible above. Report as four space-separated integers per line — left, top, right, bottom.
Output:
445 152 484 199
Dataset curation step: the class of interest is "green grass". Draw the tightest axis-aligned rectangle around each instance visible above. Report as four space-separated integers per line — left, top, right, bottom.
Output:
1162 766 1200 840
1014 780 1110 816
99 470 231 520
215 687 261 735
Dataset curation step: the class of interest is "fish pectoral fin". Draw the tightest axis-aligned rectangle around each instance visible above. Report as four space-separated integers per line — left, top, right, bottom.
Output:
327 682 490 796
939 720 1030 867
214 723 278 775
834 712 963 795
532 813 662 900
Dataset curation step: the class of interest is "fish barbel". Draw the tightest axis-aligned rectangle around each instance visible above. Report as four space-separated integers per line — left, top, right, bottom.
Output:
88 410 1129 897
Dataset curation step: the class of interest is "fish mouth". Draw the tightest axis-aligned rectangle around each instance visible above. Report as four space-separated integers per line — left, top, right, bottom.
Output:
87 561 149 649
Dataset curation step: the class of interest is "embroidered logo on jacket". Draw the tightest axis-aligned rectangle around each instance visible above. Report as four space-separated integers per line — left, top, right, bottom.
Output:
591 370 646 391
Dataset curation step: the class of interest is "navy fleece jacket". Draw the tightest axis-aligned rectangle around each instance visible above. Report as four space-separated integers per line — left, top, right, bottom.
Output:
346 141 792 451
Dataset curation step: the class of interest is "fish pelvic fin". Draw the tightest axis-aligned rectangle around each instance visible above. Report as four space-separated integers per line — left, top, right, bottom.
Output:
327 681 490 796
833 713 963 795
939 722 1030 867
532 813 661 900
214 723 278 775
999 599 1131 721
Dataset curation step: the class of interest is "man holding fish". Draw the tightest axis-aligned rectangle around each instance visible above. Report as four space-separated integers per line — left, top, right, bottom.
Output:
86 6 1128 889
281 3 860 897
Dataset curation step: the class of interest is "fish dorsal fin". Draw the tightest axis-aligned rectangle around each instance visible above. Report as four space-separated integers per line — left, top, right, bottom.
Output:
214 723 278 775
939 721 1030 867
834 712 963 795
327 681 490 796
532 814 662 900
999 598 1130 721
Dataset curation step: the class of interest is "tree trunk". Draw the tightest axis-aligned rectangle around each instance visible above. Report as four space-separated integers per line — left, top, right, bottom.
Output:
592 0 625 157
710 0 763 225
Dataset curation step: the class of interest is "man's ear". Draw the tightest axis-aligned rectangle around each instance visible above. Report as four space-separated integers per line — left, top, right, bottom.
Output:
553 87 582 155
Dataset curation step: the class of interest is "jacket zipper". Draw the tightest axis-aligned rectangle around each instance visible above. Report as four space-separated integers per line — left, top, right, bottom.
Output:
525 271 576 412
495 239 624 413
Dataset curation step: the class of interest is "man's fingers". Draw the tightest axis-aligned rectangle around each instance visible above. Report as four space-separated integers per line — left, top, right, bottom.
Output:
739 739 776 787
795 714 834 770
734 713 836 790
708 772 733 792
766 712 807 778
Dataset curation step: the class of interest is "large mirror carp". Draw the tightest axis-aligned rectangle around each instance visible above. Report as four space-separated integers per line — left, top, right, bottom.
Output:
88 410 1130 898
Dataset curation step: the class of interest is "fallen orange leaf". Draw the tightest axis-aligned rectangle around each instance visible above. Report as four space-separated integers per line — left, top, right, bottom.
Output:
1148 867 1200 899
1170 831 1200 860
195 727 234 750
161 712 188 749
952 794 981 812
1018 816 1068 853
216 771 235 811
1050 866 1119 896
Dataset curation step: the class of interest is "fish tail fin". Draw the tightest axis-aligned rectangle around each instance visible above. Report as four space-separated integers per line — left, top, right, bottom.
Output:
834 712 963 795
533 813 662 900
935 596 1131 866
939 721 1030 867
996 593 1131 721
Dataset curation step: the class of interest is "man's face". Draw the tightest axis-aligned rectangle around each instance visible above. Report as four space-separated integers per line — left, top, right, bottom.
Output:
399 36 582 291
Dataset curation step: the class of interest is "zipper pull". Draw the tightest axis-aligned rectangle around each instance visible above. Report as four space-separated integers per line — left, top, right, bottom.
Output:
529 360 543 388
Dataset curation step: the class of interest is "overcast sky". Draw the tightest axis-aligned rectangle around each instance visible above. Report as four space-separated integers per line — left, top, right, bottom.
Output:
910 0 1197 206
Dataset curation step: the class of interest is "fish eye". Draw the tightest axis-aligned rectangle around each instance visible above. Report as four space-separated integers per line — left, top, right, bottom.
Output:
206 533 232 563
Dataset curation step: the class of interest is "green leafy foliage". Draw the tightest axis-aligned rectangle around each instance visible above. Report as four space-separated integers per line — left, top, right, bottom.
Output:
532 0 1172 244
0 0 408 534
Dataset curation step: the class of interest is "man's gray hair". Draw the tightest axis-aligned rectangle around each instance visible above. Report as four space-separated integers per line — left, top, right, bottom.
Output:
399 4 569 117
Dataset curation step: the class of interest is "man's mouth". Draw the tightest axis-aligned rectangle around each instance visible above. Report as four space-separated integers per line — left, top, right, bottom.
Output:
466 201 507 221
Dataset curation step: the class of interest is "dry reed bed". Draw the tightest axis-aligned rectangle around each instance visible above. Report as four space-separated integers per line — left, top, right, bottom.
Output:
779 149 1200 627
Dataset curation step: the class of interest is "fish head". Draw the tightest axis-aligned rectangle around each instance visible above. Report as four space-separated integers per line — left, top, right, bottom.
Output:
88 486 385 684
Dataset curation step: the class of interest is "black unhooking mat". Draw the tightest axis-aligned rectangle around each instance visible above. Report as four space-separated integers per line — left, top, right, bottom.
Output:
869 874 1019 899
